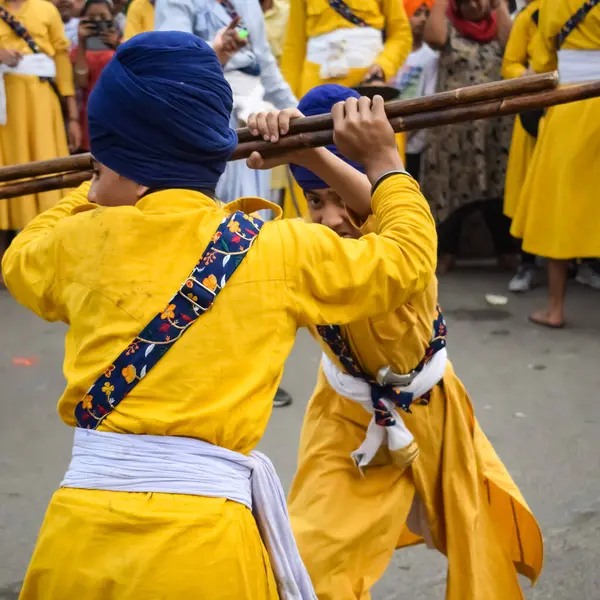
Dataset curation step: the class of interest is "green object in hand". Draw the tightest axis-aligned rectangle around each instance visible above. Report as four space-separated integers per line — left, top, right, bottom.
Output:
237 28 249 40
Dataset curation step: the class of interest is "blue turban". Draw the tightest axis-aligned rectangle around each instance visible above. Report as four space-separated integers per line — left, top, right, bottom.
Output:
88 31 237 190
290 84 365 193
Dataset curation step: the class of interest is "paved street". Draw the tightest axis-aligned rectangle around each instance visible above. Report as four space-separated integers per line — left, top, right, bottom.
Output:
1 268 599 599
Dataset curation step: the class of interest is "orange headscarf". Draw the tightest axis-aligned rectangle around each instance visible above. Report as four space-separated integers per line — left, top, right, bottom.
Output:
403 0 435 18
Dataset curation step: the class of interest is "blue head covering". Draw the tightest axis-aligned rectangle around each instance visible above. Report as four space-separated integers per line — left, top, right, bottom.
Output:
290 84 365 193
88 31 237 191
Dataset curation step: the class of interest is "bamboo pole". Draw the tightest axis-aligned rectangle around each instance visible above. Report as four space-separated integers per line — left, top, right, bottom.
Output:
0 171 94 200
231 80 600 161
0 79 598 201
0 73 558 185
236 71 558 143
0 154 93 184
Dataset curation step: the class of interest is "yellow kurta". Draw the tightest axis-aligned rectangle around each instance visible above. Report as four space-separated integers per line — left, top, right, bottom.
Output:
0 0 73 231
123 0 155 41
289 218 543 599
502 1 540 220
280 0 412 218
3 175 437 599
510 0 600 258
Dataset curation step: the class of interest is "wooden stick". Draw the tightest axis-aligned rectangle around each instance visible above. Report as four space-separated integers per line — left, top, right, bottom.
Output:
0 154 93 184
0 171 94 201
0 79 598 200
0 73 558 184
236 72 558 143
231 80 600 160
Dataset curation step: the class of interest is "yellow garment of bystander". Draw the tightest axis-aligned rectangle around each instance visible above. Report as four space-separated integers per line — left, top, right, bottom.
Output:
502 0 540 219
0 0 73 230
510 0 600 258
123 0 154 41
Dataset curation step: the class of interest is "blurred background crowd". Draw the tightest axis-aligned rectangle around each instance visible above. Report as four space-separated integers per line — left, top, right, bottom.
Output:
0 0 599 326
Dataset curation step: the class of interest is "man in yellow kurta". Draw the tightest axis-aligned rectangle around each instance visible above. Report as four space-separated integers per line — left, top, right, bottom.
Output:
3 32 440 599
122 0 154 41
248 85 544 600
511 0 600 327
0 0 80 281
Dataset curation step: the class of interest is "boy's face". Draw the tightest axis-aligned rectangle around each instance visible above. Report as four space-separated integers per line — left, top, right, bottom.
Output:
410 5 431 39
306 189 361 239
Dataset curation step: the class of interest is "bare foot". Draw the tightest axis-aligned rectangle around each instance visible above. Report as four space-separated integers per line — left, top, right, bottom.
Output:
528 309 565 329
437 254 455 276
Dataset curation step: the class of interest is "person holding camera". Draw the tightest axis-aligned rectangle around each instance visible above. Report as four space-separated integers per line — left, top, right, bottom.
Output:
71 0 120 151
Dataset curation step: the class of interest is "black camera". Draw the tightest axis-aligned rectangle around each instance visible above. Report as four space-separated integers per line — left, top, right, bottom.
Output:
92 19 113 35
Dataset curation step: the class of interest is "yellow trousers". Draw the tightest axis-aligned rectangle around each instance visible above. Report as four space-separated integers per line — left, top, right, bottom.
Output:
288 363 543 600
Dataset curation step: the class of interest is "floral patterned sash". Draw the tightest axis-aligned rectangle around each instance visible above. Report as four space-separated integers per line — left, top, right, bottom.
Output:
75 211 263 429
317 306 447 428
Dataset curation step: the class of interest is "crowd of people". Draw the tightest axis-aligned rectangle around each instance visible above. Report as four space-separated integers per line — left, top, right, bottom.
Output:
0 0 599 598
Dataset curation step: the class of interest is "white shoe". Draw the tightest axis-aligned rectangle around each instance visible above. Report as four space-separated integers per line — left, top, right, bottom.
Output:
508 265 538 293
575 263 600 290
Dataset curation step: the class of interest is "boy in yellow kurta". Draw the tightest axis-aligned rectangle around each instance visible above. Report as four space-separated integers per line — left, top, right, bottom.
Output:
0 0 80 278
248 85 544 600
3 32 439 599
511 0 600 327
502 0 542 293
122 0 154 41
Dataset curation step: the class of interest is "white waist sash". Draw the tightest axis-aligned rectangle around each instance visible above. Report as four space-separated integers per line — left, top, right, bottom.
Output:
62 429 317 600
0 54 56 126
307 27 383 80
558 49 600 84
322 348 448 467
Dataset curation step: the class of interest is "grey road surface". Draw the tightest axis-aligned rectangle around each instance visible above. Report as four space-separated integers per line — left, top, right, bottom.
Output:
1 268 599 599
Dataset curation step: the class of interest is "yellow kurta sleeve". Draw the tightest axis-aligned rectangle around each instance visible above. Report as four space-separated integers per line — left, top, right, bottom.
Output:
46 2 75 97
124 0 154 42
374 0 413 81
501 9 532 79
281 174 437 326
280 0 308 97
1 183 92 321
